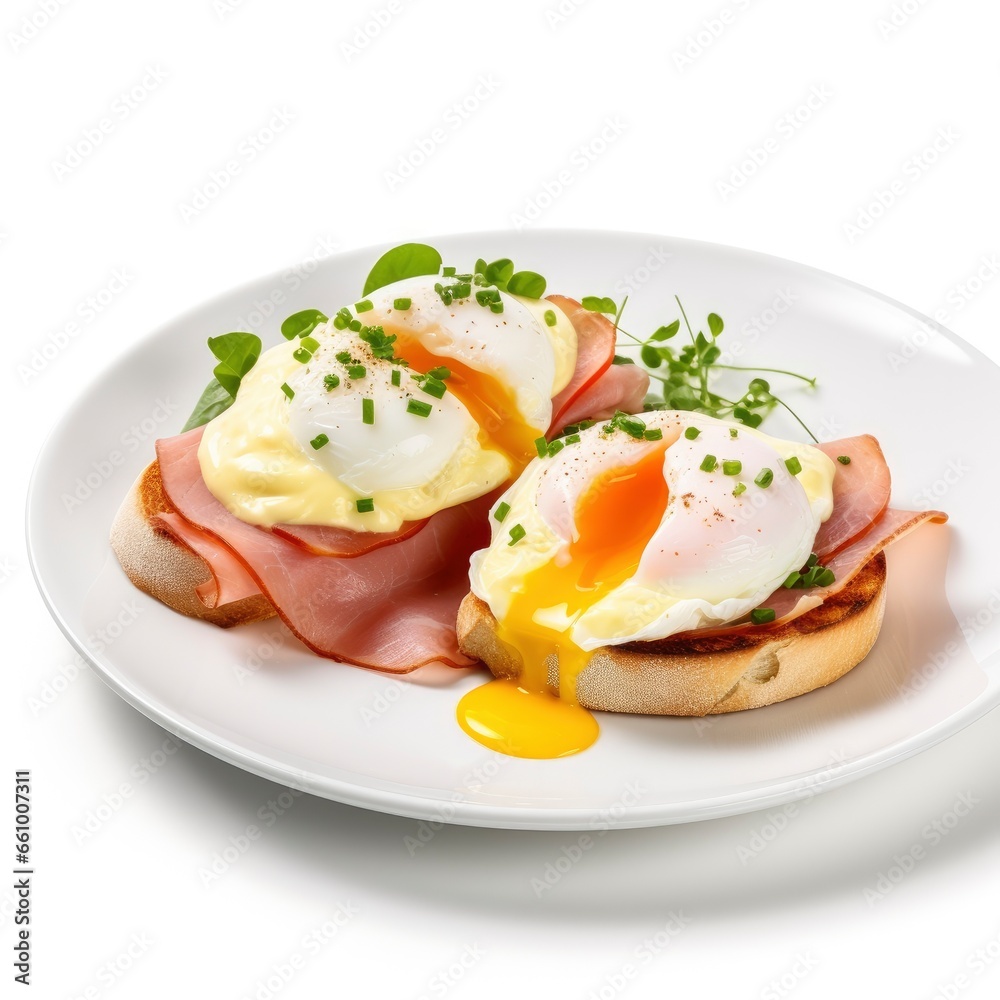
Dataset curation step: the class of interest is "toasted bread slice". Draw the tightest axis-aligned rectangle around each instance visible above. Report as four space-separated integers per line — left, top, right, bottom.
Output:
456 552 887 716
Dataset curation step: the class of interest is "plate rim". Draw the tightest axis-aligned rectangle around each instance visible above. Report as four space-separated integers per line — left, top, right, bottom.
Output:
25 227 1000 831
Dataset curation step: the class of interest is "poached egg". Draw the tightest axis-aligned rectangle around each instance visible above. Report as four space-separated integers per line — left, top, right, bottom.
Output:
196 275 578 532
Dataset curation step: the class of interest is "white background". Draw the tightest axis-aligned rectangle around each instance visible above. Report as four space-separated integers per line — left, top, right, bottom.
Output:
5 0 1000 997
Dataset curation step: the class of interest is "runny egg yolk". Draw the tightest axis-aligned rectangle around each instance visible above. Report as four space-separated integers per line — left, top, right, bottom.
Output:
390 331 541 470
457 443 671 758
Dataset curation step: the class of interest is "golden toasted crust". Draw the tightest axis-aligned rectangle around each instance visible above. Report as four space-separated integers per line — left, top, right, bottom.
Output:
110 461 276 628
456 553 887 716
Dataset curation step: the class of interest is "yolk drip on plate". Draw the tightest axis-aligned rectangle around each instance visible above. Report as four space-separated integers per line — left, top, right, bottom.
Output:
457 444 670 758
391 332 540 469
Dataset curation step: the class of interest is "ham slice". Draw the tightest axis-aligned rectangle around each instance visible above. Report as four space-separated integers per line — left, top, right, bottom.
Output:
754 507 948 626
154 510 265 609
678 507 948 639
551 361 650 433
154 497 427 605
547 295 617 431
814 435 891 558
271 519 427 557
156 427 493 671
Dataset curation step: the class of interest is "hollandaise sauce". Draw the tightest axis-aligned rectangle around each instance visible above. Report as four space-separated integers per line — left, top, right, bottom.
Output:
457 444 670 758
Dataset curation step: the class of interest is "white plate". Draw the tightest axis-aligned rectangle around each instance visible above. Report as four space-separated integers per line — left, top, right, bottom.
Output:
27 230 1000 830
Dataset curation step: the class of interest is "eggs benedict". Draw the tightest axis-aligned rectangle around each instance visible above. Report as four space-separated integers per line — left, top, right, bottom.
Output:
198 274 579 532
456 410 948 757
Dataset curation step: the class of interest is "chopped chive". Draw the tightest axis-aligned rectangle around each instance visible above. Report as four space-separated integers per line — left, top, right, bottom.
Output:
732 482 746 497
547 440 564 457
336 350 352 364
534 436 548 458
323 373 340 391
426 365 451 380
755 468 774 489
489 301 504 314
333 315 348 330
391 369 401 387
292 347 312 364
347 364 366 379
494 502 511 522
420 377 447 399
805 553 819 569
814 567 836 587
565 433 581 444
837 455 851 465
393 297 411 310
699 454 717 473
644 428 663 441
785 456 803 476
442 266 456 277
722 460 742 476
782 572 800 589
407 398 432 418
453 281 471 298
544 309 557 326
355 299 373 313
750 608 776 625
603 411 647 439
348 319 362 332
684 426 700 440
362 397 374 425
280 382 295 400
336 307 352 322
507 524 526 546
729 428 739 439
310 433 329 450
356 497 375 513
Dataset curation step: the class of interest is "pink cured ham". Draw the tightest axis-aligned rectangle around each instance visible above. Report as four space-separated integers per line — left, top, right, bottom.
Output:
759 506 947 625
551 361 650 433
271 519 428 557
155 427 493 672
546 295 617 431
759 507 947 625
154 510 265 609
813 435 891 558
677 507 947 640
154 506 428 605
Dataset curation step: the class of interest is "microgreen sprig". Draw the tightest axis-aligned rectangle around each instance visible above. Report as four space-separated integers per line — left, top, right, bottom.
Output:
357 324 397 360
582 296 819 441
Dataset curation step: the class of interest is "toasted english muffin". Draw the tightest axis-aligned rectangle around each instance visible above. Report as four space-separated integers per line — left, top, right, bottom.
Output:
456 552 887 716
